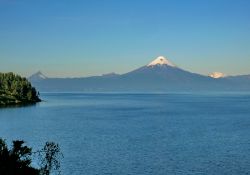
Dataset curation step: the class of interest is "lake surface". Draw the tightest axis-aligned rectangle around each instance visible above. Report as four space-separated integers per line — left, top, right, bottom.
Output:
1 93 250 175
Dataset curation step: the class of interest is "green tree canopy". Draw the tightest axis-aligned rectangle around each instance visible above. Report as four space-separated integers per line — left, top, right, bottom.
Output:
0 72 41 106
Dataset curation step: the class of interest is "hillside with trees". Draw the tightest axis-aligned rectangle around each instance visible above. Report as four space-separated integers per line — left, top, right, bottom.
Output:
0 138 62 175
0 72 41 106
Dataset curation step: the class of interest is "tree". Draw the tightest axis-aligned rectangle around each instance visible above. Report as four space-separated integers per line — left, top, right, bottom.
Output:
0 138 62 175
39 142 63 175
0 72 41 106
0 139 39 175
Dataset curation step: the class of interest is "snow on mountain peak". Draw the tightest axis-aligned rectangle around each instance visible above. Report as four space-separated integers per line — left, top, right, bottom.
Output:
209 72 225 79
147 56 176 67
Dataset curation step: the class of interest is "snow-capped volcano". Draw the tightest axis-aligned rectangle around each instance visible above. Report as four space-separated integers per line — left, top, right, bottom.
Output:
29 56 250 92
147 56 176 67
123 55 207 85
28 71 47 82
209 72 225 79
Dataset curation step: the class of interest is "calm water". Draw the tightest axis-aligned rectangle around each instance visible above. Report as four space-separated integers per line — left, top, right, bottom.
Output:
1 93 250 175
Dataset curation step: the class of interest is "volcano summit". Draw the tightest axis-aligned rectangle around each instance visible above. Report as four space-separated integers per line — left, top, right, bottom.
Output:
29 56 250 92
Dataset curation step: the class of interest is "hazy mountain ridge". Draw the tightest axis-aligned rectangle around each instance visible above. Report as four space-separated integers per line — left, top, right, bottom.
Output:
29 71 48 82
29 56 250 92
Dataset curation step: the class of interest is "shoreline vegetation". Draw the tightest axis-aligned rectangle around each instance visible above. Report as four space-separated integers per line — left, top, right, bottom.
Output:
0 72 41 107
0 138 62 175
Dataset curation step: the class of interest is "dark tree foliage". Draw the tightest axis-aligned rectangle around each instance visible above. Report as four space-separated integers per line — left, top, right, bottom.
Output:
0 138 62 175
0 139 39 175
0 72 41 106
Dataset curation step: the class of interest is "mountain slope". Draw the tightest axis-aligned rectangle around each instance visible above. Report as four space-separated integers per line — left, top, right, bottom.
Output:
29 56 250 92
29 71 47 82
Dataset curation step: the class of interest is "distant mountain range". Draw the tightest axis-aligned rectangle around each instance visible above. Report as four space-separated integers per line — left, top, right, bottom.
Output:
29 56 250 92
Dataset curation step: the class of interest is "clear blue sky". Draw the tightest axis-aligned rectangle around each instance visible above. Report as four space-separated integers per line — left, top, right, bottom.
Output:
0 0 249 77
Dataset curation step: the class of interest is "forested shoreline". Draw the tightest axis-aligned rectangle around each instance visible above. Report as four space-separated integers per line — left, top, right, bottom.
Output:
0 72 41 106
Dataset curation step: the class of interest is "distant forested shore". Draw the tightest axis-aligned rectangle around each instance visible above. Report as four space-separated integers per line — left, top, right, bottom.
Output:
0 72 41 106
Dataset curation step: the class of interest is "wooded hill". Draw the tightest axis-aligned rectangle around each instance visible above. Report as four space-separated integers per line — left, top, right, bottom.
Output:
0 72 41 106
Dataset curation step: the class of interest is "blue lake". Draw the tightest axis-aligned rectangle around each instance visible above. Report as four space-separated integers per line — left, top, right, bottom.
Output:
1 93 250 175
